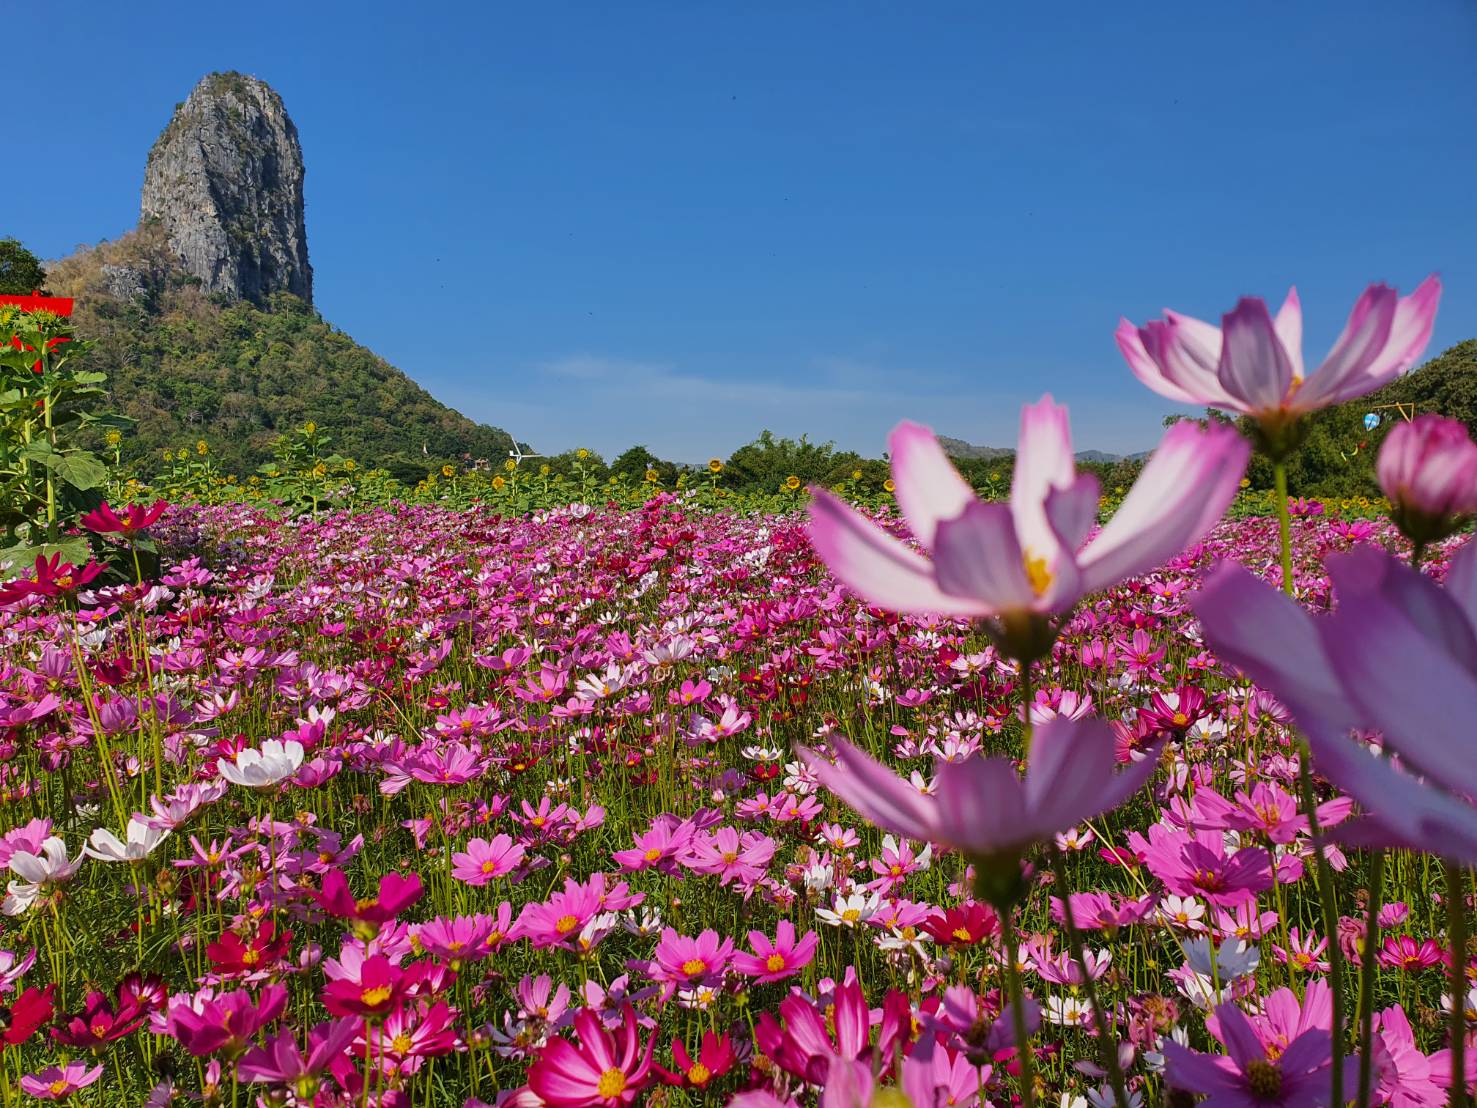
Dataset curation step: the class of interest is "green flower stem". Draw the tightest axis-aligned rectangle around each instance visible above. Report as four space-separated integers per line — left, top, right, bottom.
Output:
1355 849 1386 1108
1447 861 1470 1108
1052 850 1131 1108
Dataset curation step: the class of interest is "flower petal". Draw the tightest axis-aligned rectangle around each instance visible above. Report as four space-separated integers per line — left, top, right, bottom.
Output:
1293 282 1398 409
808 489 988 617
1216 297 1296 413
1191 559 1356 730
932 501 1042 613
887 421 978 550
1078 421 1248 594
799 737 940 845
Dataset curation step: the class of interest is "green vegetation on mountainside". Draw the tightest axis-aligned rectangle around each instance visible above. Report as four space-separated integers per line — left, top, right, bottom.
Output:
42 226 514 484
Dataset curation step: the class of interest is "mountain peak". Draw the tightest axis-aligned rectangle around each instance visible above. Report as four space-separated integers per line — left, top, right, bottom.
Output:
141 72 313 305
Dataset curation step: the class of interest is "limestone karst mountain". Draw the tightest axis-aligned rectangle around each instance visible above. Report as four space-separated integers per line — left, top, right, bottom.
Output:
142 72 313 305
40 72 516 483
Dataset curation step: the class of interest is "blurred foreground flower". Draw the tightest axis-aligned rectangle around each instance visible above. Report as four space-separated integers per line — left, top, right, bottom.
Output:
808 397 1247 659
1117 277 1440 443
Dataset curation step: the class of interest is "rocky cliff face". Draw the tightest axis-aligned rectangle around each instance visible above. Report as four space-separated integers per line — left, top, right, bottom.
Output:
141 72 313 305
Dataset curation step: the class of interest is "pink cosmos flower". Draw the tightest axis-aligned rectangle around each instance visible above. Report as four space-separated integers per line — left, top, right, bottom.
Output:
1193 540 1477 863
320 955 411 1019
1117 277 1440 421
313 869 423 932
166 984 288 1057
754 972 912 1084
732 920 819 983
237 1019 361 1088
684 827 775 887
1378 936 1447 973
807 398 1247 626
1136 824 1274 907
19 1061 104 1101
450 834 526 885
800 715 1160 864
648 928 734 997
1377 414 1477 544
1164 992 1349 1107
526 1006 655 1107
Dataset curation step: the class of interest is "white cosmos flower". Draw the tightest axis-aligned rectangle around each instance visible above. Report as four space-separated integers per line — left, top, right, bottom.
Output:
83 817 172 863
218 739 305 788
8 837 83 885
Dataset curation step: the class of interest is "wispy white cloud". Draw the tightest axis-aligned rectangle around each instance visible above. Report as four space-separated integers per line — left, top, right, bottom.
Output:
435 352 1176 464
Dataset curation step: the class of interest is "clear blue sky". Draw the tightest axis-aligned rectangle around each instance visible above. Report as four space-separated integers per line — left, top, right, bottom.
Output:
16 1 1477 461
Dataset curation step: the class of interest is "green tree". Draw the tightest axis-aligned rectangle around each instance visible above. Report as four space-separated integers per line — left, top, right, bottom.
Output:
0 238 48 295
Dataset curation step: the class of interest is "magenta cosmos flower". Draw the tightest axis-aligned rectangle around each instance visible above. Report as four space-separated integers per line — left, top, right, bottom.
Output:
800 715 1159 867
1193 539 1477 863
1117 277 1440 426
808 397 1246 636
733 920 819 983
1376 414 1477 544
527 1006 655 1107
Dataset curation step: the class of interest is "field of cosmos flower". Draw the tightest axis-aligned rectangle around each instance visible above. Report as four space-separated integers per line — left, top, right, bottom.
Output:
1 278 1476 1108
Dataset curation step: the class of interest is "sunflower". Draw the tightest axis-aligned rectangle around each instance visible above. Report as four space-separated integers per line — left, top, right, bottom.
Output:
442 464 456 477
708 458 723 474
645 468 660 484
883 478 896 494
785 475 801 491
577 447 590 460
491 475 507 491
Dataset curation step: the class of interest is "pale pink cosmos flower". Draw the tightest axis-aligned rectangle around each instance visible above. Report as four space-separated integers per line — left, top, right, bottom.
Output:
808 397 1247 629
1117 277 1440 422
1193 539 1477 864
1376 414 1477 544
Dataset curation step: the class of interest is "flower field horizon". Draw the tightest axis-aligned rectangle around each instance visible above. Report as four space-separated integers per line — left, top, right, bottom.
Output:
0 488 1470 1107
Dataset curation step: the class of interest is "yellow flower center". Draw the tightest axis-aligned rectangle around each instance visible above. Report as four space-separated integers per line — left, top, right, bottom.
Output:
241 949 260 966
721 850 738 863
644 848 662 862
555 914 579 934
361 985 392 1007
481 860 500 873
952 926 972 942
681 957 706 976
688 1062 712 1085
841 908 861 922
49 1081 69 1096
596 1068 628 1098
1245 1059 1282 1099
391 1033 413 1053
765 952 787 973
1172 711 1189 727
1023 552 1052 596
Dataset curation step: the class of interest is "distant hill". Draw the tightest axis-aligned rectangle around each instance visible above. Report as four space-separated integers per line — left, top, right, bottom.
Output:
937 435 1145 465
45 224 514 484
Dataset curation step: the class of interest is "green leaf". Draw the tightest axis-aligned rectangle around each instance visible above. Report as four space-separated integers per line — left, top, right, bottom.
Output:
54 453 108 491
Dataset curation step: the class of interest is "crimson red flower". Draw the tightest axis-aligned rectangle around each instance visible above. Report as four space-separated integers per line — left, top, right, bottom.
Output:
923 902 1001 948
0 985 55 1048
312 869 422 937
80 500 169 539
51 989 148 1049
654 1030 737 1089
320 954 411 1018
0 295 74 316
205 921 293 976
0 554 104 606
